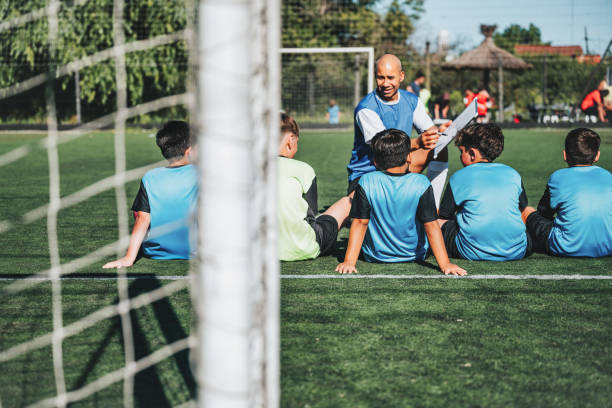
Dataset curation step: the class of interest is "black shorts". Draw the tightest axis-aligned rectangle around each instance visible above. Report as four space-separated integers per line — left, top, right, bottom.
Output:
308 214 339 255
581 106 599 117
347 177 361 195
526 212 553 254
441 219 534 259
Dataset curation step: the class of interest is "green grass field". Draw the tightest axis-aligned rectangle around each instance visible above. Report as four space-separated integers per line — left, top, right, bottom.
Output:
0 128 611 407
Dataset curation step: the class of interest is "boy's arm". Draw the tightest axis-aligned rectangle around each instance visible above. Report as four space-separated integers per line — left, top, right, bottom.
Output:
536 186 555 219
417 186 466 276
424 221 467 276
336 184 370 274
103 211 150 268
336 218 368 274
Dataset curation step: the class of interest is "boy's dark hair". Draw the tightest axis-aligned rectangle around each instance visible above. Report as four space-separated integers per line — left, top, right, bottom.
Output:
371 129 410 170
415 70 425 79
455 123 504 161
156 120 192 159
565 128 600 165
280 112 299 141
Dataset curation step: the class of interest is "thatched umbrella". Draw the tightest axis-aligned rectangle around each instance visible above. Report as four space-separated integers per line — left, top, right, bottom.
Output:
443 25 531 121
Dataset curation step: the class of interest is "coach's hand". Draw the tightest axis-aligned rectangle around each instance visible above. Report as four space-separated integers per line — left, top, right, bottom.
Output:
441 262 467 276
335 262 358 274
419 121 452 150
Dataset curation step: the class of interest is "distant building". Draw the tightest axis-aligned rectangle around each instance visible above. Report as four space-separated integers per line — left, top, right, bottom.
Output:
514 44 601 64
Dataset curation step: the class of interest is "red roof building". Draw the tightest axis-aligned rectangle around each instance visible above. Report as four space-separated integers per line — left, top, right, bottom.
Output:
514 44 601 64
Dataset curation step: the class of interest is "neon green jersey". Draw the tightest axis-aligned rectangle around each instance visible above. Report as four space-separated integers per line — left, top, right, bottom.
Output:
277 156 320 261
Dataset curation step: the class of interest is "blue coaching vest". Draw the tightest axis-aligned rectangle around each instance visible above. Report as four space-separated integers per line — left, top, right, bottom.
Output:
348 90 419 181
547 166 612 257
141 165 198 259
359 171 430 263
450 163 528 261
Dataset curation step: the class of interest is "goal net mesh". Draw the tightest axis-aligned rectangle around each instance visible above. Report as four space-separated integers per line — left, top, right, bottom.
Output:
280 50 372 124
0 0 197 407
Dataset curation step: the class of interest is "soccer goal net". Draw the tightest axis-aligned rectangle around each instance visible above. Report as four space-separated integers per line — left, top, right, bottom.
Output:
280 47 374 124
0 0 279 407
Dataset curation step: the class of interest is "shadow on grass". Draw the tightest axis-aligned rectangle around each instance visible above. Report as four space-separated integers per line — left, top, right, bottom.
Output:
69 278 195 406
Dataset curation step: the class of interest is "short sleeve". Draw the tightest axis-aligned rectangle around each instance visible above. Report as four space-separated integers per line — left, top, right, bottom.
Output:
349 184 371 219
438 184 458 220
131 181 150 213
412 98 434 133
416 185 438 223
356 108 386 144
518 181 528 211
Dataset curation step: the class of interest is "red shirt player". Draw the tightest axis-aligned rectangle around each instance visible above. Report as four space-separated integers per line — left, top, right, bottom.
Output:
476 89 490 123
464 89 476 107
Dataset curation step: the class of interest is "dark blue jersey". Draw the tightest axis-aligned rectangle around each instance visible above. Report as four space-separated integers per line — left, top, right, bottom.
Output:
350 171 437 263
539 166 612 257
133 164 198 259
347 89 432 181
439 163 528 261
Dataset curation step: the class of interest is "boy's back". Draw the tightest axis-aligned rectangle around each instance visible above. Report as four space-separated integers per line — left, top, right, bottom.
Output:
353 171 433 262
277 156 320 261
138 164 198 259
542 166 612 257
442 163 528 260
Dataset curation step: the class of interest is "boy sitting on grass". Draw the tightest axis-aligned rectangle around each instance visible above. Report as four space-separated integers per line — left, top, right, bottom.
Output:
523 128 611 257
335 128 466 275
438 123 531 261
103 120 198 268
278 113 352 261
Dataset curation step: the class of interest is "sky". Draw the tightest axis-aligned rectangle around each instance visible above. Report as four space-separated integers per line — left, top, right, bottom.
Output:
396 0 612 55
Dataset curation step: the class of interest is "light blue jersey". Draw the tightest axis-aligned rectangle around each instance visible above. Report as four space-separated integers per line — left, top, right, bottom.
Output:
351 171 437 263
327 105 340 124
445 163 528 261
546 166 612 257
348 89 432 181
140 165 198 259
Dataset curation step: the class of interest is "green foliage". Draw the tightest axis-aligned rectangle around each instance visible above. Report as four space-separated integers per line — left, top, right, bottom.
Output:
493 23 546 52
0 0 188 122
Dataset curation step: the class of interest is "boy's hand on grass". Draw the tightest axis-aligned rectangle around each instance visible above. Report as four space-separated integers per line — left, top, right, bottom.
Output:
441 263 467 276
335 262 358 274
103 257 134 269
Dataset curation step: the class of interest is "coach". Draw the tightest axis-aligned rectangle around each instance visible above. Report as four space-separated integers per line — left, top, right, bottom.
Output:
347 54 450 208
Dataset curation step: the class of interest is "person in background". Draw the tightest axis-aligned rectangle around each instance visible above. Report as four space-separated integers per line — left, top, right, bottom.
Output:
419 86 431 115
464 88 476 107
476 88 491 123
406 70 425 95
433 92 451 124
581 80 610 123
326 99 341 124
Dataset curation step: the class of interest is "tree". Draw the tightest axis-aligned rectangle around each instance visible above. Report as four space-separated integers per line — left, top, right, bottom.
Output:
0 0 188 121
493 23 546 52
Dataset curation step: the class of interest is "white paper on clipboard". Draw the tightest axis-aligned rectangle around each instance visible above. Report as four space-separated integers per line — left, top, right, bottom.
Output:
433 98 478 158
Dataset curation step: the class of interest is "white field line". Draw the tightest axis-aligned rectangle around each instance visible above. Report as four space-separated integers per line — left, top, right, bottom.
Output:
281 274 612 280
0 274 611 281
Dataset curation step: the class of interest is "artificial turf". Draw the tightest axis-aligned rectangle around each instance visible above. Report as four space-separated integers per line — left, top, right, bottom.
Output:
0 127 610 407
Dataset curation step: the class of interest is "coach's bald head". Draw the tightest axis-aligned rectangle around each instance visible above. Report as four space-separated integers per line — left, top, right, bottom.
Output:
375 54 404 102
376 54 403 73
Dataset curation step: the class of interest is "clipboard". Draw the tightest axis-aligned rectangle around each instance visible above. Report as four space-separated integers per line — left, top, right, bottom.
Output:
433 98 478 159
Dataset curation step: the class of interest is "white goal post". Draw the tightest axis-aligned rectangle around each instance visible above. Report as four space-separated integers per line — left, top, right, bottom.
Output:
279 47 375 119
197 0 280 407
280 47 375 95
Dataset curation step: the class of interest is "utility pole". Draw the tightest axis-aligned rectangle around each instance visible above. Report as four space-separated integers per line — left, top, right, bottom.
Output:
425 40 431 91
584 26 590 54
